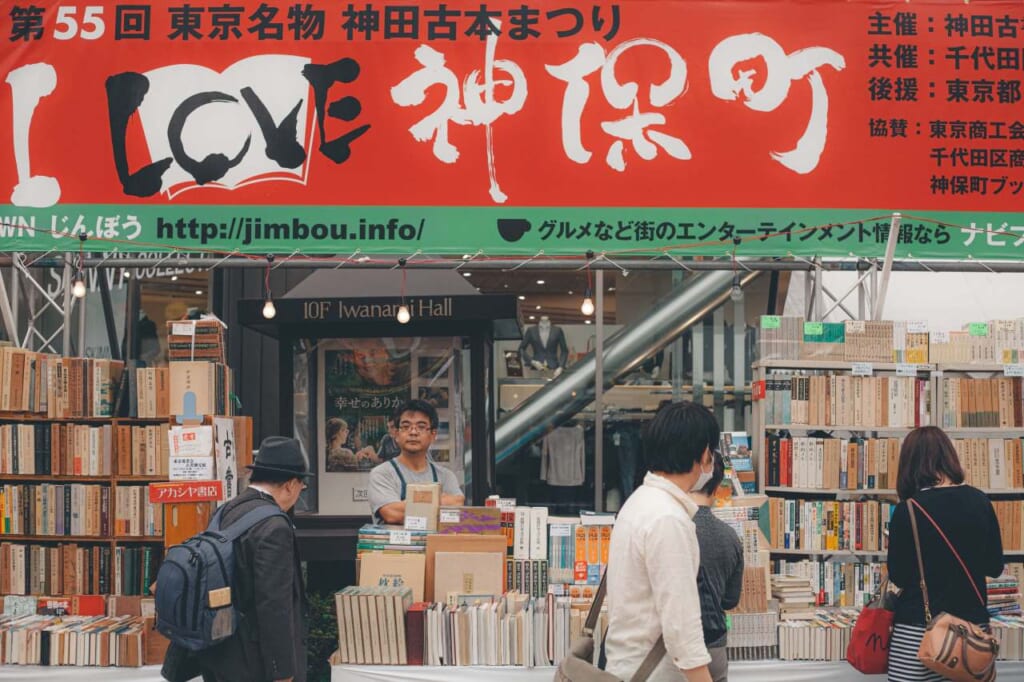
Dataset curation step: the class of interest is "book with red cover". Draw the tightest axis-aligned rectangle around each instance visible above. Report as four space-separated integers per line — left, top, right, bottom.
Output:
71 594 107 616
404 602 429 666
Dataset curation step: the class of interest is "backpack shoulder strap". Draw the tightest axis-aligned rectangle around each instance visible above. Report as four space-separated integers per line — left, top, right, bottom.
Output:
430 462 438 483
389 458 407 499
216 503 289 543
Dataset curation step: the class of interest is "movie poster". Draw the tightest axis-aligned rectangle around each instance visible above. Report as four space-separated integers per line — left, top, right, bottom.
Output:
322 338 412 473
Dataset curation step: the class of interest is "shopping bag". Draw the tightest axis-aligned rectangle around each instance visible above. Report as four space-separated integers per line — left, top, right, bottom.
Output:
846 578 896 674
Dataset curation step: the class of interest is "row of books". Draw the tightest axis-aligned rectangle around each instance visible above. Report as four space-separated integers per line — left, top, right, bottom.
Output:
335 586 414 665
955 438 1024 490
940 376 1024 428
0 423 167 477
767 498 895 553
0 349 122 418
764 435 901 491
121 360 234 420
994 501 1024 551
0 483 160 538
419 593 588 668
778 610 859 661
758 316 1024 365
771 559 887 609
723 612 779 661
127 365 169 420
0 614 146 666
763 373 930 428
1 544 113 596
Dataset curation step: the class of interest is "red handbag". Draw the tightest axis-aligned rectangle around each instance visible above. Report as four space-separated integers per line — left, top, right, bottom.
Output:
846 578 896 674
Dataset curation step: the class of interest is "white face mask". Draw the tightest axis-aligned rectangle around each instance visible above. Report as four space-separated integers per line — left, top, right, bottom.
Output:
691 459 714 492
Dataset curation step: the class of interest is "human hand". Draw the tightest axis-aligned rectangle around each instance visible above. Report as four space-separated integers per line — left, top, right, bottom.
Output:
531 360 545 370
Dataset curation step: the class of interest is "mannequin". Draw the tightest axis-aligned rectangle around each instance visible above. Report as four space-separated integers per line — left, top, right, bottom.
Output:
519 316 569 377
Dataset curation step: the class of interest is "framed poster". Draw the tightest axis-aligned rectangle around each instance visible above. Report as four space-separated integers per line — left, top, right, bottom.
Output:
316 337 465 515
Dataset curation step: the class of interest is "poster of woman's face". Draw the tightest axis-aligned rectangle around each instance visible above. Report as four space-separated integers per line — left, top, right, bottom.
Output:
323 339 412 472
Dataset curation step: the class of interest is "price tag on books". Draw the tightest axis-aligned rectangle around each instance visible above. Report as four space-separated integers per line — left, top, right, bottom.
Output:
389 530 412 545
171 322 196 337
439 509 461 524
760 315 781 330
404 516 428 531
930 331 949 344
550 524 572 537
969 322 990 337
803 322 824 336
847 320 866 334
851 362 873 376
896 363 919 377
1004 364 1024 377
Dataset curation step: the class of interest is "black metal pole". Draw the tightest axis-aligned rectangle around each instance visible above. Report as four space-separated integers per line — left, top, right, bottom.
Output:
469 329 491 505
97 272 121 361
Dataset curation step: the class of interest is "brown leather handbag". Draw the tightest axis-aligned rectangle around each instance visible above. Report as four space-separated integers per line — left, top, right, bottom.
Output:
908 498 999 682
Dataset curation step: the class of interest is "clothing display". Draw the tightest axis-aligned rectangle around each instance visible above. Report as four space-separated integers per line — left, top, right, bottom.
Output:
518 319 569 370
607 422 643 499
540 425 585 487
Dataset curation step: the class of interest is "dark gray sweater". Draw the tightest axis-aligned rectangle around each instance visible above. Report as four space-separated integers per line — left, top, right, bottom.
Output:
694 506 745 648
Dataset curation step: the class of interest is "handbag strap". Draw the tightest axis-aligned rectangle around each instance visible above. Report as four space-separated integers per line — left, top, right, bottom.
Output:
909 498 986 608
584 570 667 682
907 500 933 623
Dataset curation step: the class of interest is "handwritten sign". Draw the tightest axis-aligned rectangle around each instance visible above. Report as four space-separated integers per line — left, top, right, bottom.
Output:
405 516 428 531
760 315 781 330
969 323 990 337
1004 365 1024 378
388 530 412 546
804 322 824 337
896 364 919 377
851 362 873 377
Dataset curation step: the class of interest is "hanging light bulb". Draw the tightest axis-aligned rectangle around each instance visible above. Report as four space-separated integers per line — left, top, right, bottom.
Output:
71 277 87 299
262 299 277 319
580 289 595 316
396 304 411 324
730 273 744 302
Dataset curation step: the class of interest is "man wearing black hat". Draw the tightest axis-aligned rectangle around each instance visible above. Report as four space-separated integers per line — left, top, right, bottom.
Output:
196 436 311 682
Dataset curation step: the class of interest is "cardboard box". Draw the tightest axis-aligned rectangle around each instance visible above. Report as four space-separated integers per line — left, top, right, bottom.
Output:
424 534 506 602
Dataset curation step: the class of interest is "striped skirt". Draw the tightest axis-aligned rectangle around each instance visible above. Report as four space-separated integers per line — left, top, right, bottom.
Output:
888 624 945 682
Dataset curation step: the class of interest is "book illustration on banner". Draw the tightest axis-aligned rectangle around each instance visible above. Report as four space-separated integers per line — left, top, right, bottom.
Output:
417 385 449 409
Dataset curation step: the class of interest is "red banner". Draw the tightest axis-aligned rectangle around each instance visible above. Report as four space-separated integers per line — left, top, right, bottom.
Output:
0 1 1021 256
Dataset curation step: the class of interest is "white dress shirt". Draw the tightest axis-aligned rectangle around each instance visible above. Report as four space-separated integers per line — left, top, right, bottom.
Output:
604 472 711 681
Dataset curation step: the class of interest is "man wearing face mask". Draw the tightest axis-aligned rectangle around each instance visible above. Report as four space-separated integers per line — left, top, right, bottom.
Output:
604 401 720 682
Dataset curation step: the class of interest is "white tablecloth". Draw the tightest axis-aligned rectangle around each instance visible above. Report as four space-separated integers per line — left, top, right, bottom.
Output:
1 660 1022 681
333 660 1024 682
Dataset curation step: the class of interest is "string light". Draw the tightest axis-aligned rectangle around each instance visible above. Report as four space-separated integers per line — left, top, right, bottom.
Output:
262 255 276 319
396 258 411 324
71 235 87 299
729 237 744 302
580 250 594 316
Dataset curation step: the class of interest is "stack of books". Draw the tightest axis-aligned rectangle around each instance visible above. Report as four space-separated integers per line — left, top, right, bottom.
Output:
801 322 846 361
988 574 1022 617
0 614 146 666
356 524 428 558
844 321 896 363
166 319 226 364
757 316 805 361
992 614 1024 660
770 574 817 620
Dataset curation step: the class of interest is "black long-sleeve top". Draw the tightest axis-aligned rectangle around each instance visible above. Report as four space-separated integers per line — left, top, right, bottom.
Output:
887 485 1003 626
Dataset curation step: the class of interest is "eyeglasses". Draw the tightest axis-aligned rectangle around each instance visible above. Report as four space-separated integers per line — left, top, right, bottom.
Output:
398 422 434 433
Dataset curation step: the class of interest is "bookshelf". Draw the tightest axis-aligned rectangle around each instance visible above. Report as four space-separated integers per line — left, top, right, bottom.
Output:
754 317 1024 581
0 367 173 598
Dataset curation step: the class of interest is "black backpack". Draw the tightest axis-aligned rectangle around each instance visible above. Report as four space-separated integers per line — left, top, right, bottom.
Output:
155 502 288 651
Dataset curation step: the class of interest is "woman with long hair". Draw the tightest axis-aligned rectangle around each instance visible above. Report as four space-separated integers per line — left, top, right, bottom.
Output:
886 426 1004 681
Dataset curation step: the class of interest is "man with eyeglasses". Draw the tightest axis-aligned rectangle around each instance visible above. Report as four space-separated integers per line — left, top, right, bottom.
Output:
368 399 465 525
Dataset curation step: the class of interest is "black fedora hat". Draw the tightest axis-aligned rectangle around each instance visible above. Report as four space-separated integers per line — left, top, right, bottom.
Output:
246 436 312 478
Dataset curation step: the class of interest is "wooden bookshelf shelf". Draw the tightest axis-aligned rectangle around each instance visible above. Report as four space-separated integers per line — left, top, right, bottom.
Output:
770 548 888 558
754 360 936 372
0 474 112 482
943 428 1024 435
0 415 170 423
765 424 916 433
764 486 898 496
112 536 165 543
0 534 112 542
115 476 169 483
